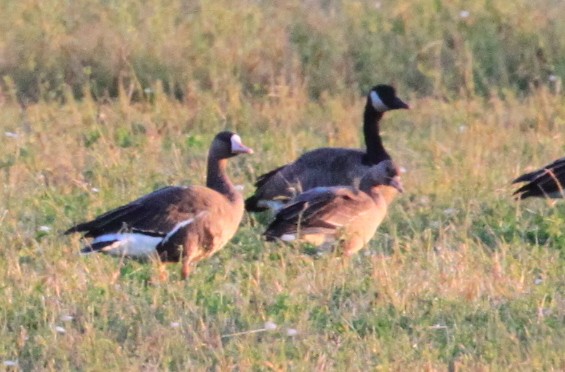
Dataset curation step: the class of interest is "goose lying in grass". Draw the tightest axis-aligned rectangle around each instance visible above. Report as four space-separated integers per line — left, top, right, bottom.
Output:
513 157 565 199
245 84 409 212
264 160 403 256
65 131 253 279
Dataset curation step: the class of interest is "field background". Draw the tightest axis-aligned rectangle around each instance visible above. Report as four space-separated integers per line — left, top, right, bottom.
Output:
0 0 564 370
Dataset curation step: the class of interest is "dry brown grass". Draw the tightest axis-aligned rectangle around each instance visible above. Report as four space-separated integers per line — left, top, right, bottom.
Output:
1 0 564 369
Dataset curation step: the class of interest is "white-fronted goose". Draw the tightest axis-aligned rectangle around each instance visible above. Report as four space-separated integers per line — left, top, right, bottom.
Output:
264 160 403 256
513 157 565 199
65 131 253 279
245 84 409 212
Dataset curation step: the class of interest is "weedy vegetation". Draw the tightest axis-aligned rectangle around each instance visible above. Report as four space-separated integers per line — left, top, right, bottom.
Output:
0 0 564 370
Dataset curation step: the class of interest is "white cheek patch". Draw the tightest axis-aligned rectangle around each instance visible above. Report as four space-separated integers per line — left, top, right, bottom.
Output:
230 134 252 153
231 134 242 148
370 91 390 112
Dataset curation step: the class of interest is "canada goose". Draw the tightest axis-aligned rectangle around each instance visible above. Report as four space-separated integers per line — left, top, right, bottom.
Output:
245 84 409 212
264 160 403 256
512 157 565 199
65 131 253 279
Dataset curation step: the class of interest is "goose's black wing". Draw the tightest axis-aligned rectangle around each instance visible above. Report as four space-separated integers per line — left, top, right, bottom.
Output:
513 157 565 199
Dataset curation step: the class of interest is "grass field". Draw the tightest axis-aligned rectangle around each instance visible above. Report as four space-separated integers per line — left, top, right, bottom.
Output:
1 0 564 370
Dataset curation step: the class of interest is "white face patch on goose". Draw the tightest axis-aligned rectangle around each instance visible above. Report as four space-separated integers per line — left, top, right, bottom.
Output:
230 134 253 154
370 91 390 112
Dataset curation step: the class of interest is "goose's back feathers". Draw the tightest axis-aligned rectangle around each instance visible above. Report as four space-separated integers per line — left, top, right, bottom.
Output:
67 185 243 259
265 186 379 238
246 148 371 211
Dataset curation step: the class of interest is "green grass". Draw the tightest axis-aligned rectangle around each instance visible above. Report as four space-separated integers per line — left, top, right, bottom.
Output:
1 86 563 370
1 0 564 100
1 0 565 370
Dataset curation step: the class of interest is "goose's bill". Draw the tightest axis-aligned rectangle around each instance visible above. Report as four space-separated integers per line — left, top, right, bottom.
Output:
232 144 254 154
391 97 410 110
390 176 404 193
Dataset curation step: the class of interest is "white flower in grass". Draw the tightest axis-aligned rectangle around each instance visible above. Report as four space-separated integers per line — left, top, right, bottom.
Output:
55 326 66 334
430 323 448 330
534 277 543 285
5 132 18 138
91 187 100 193
60 315 74 322
39 225 51 232
443 208 457 216
3 360 18 367
170 322 181 328
286 328 298 337
548 74 558 82
459 10 470 18
264 321 277 331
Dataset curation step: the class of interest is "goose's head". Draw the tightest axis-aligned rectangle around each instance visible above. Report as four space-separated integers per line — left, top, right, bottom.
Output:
361 160 404 193
368 85 409 112
211 131 254 159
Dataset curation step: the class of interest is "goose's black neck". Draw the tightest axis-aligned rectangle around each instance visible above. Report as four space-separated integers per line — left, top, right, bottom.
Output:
362 106 390 165
206 155 239 203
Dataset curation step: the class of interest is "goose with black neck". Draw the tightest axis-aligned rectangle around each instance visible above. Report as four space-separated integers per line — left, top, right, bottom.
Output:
245 84 409 212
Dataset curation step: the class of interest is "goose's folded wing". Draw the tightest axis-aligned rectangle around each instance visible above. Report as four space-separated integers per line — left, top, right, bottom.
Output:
266 187 372 237
65 186 209 237
512 157 565 183
254 164 289 188
513 158 565 199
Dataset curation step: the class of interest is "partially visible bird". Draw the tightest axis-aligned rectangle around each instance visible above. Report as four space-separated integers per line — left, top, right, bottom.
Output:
65 131 253 279
245 84 409 212
513 157 565 199
264 160 403 256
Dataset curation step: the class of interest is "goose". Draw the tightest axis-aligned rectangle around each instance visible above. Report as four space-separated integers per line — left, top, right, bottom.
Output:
65 131 253 279
264 160 403 256
512 157 565 199
245 84 409 212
